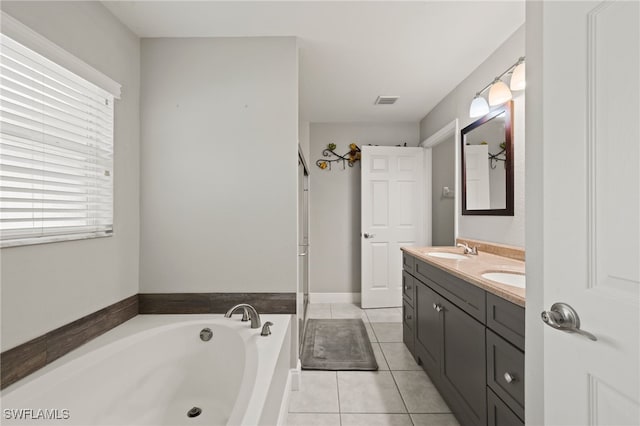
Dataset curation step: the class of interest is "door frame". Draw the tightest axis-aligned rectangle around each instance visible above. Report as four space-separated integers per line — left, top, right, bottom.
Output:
420 118 460 244
297 145 310 358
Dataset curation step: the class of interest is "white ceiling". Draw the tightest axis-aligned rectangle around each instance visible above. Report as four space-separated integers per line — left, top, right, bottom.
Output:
103 1 525 123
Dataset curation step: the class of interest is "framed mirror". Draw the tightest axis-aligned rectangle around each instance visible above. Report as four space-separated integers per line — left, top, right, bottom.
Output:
461 101 514 216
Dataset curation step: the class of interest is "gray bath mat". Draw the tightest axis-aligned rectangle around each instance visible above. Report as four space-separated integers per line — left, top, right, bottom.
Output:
301 319 378 371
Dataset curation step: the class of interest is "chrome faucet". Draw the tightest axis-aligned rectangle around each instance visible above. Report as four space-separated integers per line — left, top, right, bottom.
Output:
457 242 478 255
224 304 261 329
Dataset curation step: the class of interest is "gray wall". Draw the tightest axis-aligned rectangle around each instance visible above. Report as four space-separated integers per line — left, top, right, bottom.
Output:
0 2 140 351
139 37 298 294
309 122 419 295
431 136 455 246
420 25 526 247
299 120 310 163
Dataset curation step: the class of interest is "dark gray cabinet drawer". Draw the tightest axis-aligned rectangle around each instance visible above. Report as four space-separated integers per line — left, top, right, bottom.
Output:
487 329 524 420
403 322 415 357
414 258 486 323
403 270 415 306
487 293 525 351
403 301 415 330
403 252 415 274
487 388 524 426
403 300 416 358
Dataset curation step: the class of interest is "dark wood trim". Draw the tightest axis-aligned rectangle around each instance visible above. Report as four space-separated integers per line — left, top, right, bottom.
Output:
461 100 515 216
138 293 296 315
1 295 138 390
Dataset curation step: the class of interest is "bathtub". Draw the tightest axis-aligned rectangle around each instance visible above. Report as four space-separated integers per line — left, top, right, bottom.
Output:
1 314 292 426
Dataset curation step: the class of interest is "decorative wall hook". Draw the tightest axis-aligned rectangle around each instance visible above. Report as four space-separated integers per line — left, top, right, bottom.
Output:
488 142 507 169
316 143 361 170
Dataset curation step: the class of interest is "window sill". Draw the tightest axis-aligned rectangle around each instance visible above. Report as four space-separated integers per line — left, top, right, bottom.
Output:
1 232 113 249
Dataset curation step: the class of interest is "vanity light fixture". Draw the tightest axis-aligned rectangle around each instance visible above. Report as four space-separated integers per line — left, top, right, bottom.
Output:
488 78 512 106
469 94 490 118
510 58 526 91
469 56 525 117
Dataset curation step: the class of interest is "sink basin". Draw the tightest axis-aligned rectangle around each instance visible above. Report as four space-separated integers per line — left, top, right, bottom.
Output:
426 252 468 260
481 272 526 288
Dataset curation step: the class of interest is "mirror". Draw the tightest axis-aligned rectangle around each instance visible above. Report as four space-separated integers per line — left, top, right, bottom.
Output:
461 101 514 216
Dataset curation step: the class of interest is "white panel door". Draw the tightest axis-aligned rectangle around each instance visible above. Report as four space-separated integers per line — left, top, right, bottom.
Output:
361 146 425 309
540 2 639 424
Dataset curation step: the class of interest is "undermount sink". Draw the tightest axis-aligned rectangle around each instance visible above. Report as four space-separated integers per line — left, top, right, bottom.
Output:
426 252 468 260
481 272 526 288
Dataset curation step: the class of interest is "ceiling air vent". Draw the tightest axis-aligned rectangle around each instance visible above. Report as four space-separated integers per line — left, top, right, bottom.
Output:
375 96 399 105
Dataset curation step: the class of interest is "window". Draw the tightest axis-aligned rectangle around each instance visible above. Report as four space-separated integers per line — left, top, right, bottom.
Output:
0 33 115 247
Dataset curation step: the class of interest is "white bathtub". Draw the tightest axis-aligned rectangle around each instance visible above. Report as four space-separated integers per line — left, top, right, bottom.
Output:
1 314 292 426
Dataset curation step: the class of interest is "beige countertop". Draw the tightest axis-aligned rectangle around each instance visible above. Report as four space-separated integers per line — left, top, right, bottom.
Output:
401 246 525 307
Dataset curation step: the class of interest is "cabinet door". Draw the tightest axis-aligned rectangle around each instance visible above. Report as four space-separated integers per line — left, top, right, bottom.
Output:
415 281 441 379
440 299 487 426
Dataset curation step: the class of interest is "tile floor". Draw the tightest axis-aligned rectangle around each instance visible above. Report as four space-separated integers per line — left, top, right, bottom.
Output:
287 303 460 426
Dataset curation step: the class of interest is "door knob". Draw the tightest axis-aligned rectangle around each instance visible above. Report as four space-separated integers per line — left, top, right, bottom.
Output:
541 302 597 341
363 233 375 239
433 303 443 312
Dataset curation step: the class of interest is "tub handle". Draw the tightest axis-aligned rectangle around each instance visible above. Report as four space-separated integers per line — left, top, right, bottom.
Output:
261 321 274 336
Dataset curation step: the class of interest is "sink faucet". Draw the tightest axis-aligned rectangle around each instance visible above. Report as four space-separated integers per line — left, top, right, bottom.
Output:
457 242 478 255
224 304 261 329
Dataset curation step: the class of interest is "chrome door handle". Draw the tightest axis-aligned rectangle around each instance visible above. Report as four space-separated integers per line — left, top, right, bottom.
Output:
298 252 307 257
433 303 443 312
504 372 517 383
541 302 597 341
363 233 375 239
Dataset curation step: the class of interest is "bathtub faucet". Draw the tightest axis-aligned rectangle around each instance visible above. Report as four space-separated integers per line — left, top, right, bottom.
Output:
224 304 262 329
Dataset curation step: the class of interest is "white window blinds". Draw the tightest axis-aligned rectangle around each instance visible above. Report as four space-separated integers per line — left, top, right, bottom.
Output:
0 33 115 247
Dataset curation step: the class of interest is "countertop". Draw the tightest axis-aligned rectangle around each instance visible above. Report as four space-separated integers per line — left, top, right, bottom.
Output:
401 246 525 307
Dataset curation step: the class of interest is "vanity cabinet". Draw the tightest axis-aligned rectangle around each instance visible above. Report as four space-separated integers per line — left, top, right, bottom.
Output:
402 252 525 426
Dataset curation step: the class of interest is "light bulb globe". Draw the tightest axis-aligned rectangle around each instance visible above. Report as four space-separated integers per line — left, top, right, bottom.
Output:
469 95 490 118
510 62 526 91
488 79 512 106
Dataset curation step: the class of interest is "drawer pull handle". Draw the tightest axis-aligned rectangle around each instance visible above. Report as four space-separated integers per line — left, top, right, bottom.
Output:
404 285 412 291
504 372 517 383
433 303 443 312
406 314 412 320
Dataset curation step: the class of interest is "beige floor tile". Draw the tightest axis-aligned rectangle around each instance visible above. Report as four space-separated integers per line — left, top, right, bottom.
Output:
371 322 403 342
286 413 341 426
365 308 403 323
410 413 460 426
337 371 407 413
331 303 368 321
380 343 422 370
289 371 339 413
371 342 389 371
307 304 332 319
341 413 413 426
392 371 451 413
364 322 378 342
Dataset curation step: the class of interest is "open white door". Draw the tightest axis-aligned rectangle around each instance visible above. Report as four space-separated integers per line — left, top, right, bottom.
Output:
532 2 640 424
361 146 425 309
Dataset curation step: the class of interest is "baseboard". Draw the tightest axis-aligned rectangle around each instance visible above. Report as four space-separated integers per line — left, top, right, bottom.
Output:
309 292 361 304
